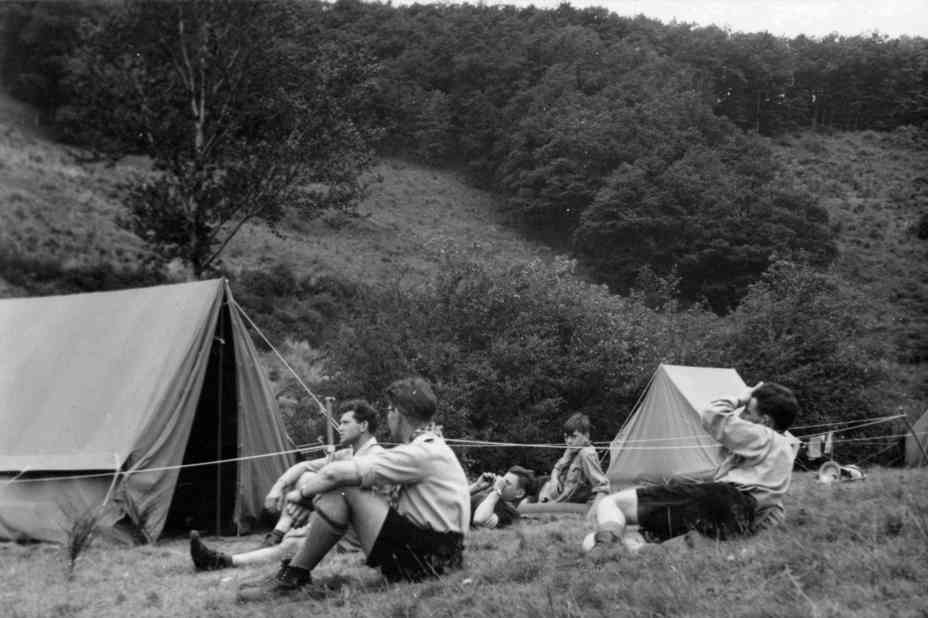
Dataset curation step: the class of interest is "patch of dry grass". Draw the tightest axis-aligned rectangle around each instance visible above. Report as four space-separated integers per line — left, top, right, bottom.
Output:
0 119 151 277
2 468 927 617
221 157 555 290
0 100 553 299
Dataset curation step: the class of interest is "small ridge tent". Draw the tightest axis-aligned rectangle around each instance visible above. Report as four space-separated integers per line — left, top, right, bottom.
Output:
607 364 747 489
0 279 294 543
905 410 928 467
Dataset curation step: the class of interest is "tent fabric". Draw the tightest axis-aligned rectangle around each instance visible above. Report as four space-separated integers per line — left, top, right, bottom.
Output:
905 410 928 467
607 364 747 489
0 280 294 542
228 294 296 526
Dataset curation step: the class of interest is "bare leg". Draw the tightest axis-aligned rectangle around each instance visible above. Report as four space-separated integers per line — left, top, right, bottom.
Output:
594 488 639 531
587 489 640 558
231 535 304 567
290 488 389 572
236 489 391 602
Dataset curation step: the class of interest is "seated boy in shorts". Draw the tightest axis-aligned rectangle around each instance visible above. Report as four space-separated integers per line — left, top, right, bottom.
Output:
238 377 470 601
189 399 383 570
587 382 799 558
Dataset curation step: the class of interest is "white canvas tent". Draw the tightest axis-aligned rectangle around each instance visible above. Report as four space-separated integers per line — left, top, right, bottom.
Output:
0 279 294 543
905 410 928 467
607 364 747 488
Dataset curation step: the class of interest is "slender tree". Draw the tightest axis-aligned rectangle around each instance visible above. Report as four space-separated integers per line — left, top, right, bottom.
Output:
60 0 378 277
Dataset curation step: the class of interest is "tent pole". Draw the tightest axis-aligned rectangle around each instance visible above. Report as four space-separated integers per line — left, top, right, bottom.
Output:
215 302 226 537
325 397 336 448
904 414 928 466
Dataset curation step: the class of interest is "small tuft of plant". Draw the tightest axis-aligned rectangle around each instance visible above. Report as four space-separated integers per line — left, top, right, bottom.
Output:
61 505 103 580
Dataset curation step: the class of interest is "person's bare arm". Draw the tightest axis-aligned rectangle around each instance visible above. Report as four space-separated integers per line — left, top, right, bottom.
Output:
472 476 505 528
283 461 361 525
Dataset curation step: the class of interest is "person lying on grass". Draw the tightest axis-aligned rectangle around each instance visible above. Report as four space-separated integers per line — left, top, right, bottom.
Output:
189 399 385 571
537 412 610 504
237 376 470 602
469 466 536 529
586 382 800 560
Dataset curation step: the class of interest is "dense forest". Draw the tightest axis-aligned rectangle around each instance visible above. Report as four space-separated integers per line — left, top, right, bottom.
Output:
1 0 925 469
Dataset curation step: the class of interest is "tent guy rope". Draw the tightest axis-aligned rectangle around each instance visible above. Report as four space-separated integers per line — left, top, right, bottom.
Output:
227 295 338 431
2 444 329 485
2 416 909 487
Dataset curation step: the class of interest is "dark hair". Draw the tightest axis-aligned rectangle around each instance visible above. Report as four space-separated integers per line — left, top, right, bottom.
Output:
385 377 437 423
564 412 591 436
338 398 379 434
752 383 799 432
507 465 536 495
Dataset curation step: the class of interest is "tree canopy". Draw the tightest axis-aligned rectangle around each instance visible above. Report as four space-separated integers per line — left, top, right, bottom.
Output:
18 0 380 276
1 0 923 297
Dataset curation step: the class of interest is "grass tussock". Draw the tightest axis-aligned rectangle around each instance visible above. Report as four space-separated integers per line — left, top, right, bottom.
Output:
61 507 102 580
2 468 927 617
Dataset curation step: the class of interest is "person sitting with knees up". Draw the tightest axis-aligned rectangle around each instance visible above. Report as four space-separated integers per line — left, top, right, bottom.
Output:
189 399 384 571
586 382 800 560
469 466 536 529
237 377 470 602
537 413 610 505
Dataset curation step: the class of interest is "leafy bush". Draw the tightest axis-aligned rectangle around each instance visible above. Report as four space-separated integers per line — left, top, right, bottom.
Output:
716 259 889 460
229 262 357 349
325 252 720 472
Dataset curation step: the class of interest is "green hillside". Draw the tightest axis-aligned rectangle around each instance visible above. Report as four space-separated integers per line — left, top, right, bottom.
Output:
1 93 925 428
771 129 927 399
0 91 551 296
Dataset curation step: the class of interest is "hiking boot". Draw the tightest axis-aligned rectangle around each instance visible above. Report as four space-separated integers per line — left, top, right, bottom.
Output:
238 559 291 590
236 565 314 603
260 529 285 548
190 530 234 571
587 529 622 563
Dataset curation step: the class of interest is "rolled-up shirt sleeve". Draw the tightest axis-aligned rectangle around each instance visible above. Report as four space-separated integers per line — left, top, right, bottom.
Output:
353 443 429 489
700 396 773 459
578 448 610 494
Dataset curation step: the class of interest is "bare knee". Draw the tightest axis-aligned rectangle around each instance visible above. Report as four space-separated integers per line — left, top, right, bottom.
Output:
598 489 638 524
613 489 639 524
313 490 349 527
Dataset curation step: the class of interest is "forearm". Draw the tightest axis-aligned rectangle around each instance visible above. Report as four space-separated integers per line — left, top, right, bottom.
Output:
469 480 490 493
472 492 500 527
275 462 312 491
295 461 361 499
700 396 770 456
579 450 610 495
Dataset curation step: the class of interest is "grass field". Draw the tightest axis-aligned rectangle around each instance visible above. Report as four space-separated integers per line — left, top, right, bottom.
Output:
2 467 926 617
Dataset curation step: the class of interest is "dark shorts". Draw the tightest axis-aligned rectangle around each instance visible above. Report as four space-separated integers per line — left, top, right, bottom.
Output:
636 482 756 542
366 508 464 583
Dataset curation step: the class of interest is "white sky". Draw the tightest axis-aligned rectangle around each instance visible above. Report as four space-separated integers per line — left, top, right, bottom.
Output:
403 0 928 38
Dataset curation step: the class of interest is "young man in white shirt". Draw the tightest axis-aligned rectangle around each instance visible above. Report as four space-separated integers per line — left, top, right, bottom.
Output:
469 466 535 529
587 382 799 559
189 399 383 570
238 377 470 602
